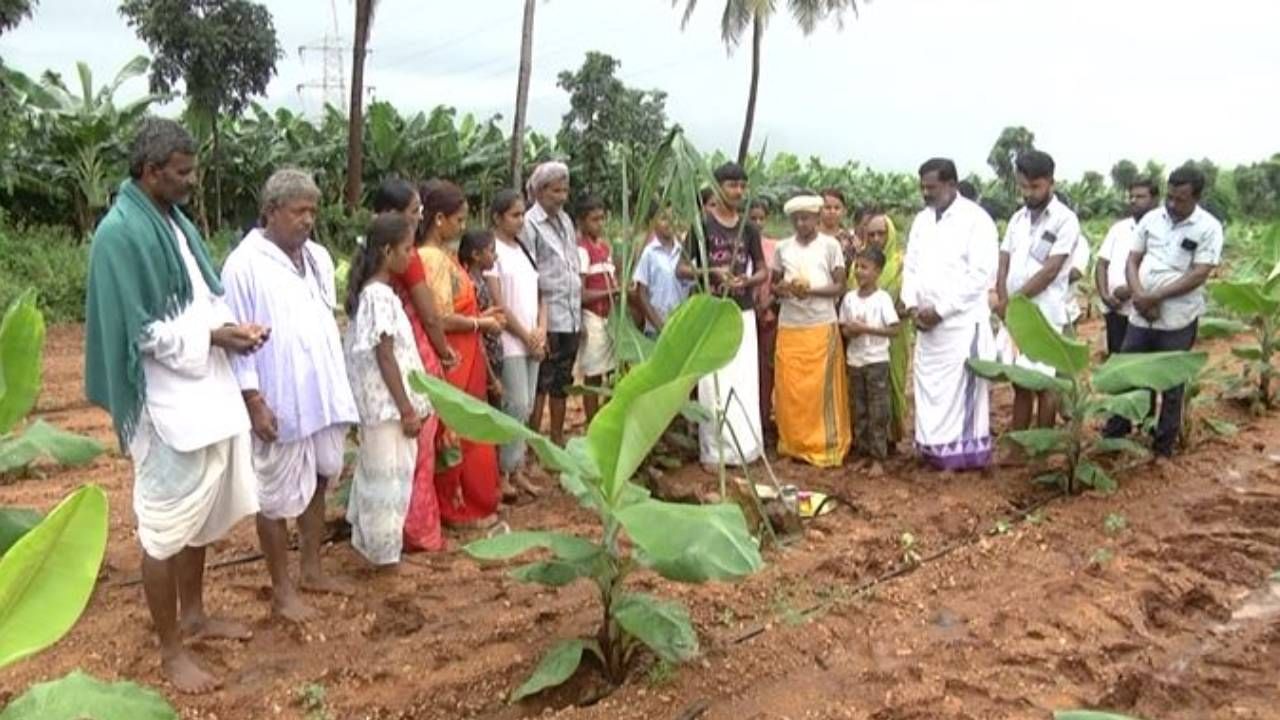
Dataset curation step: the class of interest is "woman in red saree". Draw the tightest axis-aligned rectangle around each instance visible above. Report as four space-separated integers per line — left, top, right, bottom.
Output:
377 178 458 551
418 180 505 528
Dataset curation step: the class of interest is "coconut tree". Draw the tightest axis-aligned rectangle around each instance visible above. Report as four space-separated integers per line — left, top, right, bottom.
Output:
345 0 377 210
673 0 859 164
508 0 537 187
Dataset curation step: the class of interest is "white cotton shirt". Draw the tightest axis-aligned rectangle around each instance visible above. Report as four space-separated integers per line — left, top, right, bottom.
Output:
1097 217 1138 315
1066 231 1091 324
129 220 251 460
1000 197 1081 328
839 289 899 367
486 237 541 357
1129 205 1224 331
902 196 1000 328
774 233 845 327
219 230 359 444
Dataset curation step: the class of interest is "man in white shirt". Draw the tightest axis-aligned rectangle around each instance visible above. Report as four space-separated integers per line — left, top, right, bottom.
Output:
996 150 1081 430
1095 179 1160 355
1102 167 1223 457
902 158 1000 471
85 118 268 693
222 169 360 622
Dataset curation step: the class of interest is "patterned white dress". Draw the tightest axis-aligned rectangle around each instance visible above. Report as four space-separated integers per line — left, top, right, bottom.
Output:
343 282 432 565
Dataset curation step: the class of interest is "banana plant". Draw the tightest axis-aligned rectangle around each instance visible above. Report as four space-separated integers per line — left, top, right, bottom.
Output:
1198 230 1280 410
8 56 165 236
970 296 1207 493
0 290 103 474
410 295 763 700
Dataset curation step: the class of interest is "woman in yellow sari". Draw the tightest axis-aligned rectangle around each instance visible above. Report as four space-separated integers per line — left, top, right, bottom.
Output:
417 180 505 528
854 211 910 452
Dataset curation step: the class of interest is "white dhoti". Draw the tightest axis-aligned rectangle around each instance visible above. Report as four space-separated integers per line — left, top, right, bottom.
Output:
253 424 349 520
913 318 995 471
577 309 616 378
347 421 417 566
698 309 763 466
131 416 259 561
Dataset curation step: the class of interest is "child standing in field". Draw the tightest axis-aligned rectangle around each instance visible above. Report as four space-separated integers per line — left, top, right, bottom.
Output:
343 213 433 566
839 247 900 462
459 229 505 408
576 197 618 424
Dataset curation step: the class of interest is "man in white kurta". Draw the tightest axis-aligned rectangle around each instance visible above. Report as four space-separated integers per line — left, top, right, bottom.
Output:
222 169 359 622
85 118 268 694
902 158 999 471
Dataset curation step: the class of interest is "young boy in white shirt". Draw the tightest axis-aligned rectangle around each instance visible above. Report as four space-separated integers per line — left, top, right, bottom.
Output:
839 247 901 461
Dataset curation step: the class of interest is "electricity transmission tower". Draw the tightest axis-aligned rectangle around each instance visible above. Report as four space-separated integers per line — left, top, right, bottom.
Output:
297 0 349 113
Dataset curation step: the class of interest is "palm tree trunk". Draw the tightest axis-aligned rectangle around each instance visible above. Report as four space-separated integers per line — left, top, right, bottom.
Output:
509 0 537 188
736 12 763 166
345 0 373 211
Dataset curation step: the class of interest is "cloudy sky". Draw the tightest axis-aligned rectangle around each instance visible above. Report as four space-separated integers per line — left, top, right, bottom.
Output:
3 0 1277 179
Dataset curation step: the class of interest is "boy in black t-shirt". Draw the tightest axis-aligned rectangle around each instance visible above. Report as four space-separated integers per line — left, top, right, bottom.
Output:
680 162 767 470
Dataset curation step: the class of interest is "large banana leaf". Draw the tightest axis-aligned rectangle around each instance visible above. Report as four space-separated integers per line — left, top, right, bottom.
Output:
1003 295 1090 376
0 289 45 434
587 296 742 504
0 508 41 556
465 531 600 562
0 671 177 720
616 499 762 582
0 419 105 473
1086 390 1152 423
612 592 698 663
1209 280 1280 317
1198 316 1251 339
511 638 589 702
408 372 584 476
968 358 1071 394
1000 429 1069 455
0 485 108 668
1093 351 1208 394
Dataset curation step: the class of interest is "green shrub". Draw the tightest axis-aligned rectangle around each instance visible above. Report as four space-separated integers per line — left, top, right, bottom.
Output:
0 223 89 324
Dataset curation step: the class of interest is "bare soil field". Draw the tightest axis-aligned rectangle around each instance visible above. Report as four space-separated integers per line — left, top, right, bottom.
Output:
2 321 1278 720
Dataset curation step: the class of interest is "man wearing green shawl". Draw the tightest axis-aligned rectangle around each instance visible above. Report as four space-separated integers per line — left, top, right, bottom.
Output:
84 118 269 694
854 211 911 452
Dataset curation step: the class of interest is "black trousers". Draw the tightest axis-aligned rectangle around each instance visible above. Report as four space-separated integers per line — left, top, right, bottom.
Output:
1102 319 1197 456
1103 311 1129 357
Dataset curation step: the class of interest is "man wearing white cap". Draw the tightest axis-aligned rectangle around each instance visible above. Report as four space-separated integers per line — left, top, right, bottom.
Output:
772 194 851 467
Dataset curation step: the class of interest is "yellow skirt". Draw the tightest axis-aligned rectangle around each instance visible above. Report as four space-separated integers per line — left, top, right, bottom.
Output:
775 323 851 467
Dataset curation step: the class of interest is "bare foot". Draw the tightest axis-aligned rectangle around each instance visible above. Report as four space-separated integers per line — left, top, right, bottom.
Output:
163 649 222 694
272 593 318 624
181 614 253 641
514 472 543 497
500 475 519 503
300 572 356 597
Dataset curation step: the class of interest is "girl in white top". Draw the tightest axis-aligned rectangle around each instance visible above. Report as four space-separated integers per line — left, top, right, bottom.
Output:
343 213 432 566
483 190 547 499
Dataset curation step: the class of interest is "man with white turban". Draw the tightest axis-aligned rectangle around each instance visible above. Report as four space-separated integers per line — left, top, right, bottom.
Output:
771 194 852 466
221 168 359 622
521 162 582 447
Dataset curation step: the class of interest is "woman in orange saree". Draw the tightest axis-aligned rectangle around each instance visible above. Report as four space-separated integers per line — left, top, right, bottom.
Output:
418 180 505 527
